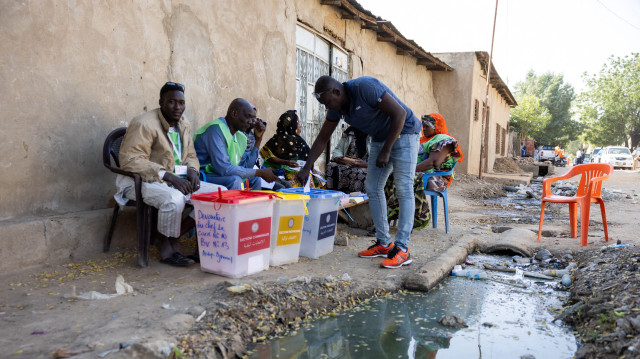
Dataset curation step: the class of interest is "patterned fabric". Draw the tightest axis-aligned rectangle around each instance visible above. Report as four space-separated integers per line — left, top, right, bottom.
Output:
420 136 460 190
326 127 369 193
260 110 322 188
261 110 309 163
385 172 431 230
385 112 464 229
420 113 464 162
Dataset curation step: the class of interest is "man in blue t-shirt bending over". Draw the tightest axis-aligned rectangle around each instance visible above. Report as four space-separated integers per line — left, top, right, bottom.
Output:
297 75 420 269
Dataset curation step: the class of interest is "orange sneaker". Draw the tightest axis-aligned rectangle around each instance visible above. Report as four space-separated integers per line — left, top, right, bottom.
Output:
380 247 412 268
358 241 394 258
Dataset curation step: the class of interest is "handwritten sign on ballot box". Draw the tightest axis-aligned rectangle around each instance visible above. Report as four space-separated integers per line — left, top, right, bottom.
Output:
191 190 275 278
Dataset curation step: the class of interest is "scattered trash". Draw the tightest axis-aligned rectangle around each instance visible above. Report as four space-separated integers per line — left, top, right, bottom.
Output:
115 275 134 294
514 268 524 281
30 330 47 335
195 310 207 323
341 273 352 281
561 274 572 286
451 266 488 280
535 249 553 261
291 276 311 283
561 253 573 261
482 322 497 328
512 256 532 265
438 315 468 328
226 284 252 294
525 190 540 199
601 243 630 251
65 275 134 300
286 289 308 301
162 303 176 310
482 264 553 280
487 278 529 289
552 300 584 323
543 269 569 277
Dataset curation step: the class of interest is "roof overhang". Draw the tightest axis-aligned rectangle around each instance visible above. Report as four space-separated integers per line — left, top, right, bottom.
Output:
320 0 453 72
475 51 518 107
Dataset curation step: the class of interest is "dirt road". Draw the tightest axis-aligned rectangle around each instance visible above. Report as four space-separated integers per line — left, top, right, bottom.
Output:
0 166 638 358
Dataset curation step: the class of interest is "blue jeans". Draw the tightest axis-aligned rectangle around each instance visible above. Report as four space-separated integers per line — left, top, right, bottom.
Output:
365 133 419 251
204 174 262 190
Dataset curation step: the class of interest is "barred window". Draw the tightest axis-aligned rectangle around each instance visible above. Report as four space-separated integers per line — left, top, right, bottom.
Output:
495 124 501 154
474 99 479 121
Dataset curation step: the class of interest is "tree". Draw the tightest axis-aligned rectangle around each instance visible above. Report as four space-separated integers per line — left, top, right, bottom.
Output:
509 95 551 143
577 53 640 148
515 71 579 146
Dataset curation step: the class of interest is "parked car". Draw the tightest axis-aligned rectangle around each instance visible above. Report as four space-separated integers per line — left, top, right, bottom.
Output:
599 146 634 169
538 145 556 162
591 147 602 163
582 153 591 164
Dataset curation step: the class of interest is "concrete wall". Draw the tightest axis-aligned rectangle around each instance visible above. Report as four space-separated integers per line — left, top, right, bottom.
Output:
432 52 512 175
0 0 439 272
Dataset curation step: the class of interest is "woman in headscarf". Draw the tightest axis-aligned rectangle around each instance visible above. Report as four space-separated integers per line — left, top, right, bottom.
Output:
260 110 323 188
326 126 371 193
385 113 464 229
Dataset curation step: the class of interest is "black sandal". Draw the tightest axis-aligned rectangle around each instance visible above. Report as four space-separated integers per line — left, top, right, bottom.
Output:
186 252 200 263
160 252 195 267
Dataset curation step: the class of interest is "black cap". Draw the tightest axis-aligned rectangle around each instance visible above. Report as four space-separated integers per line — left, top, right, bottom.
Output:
160 82 185 97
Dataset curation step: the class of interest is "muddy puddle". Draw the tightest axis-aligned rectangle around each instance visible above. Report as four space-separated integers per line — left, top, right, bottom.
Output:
247 254 577 358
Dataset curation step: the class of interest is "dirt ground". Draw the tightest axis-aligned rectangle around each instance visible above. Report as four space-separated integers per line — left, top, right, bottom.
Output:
0 165 638 358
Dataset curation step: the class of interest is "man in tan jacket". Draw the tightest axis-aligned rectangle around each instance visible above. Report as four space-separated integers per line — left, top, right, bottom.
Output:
115 82 225 266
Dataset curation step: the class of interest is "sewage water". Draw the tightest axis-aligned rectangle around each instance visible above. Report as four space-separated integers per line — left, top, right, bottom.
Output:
248 254 577 358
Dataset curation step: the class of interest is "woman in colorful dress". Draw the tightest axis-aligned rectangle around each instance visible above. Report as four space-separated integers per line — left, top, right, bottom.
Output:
385 113 464 229
260 110 324 188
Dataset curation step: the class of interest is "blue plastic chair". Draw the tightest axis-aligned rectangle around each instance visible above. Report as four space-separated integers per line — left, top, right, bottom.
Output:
422 162 457 233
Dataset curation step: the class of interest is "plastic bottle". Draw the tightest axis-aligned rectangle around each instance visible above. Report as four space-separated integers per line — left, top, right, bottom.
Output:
566 262 577 270
543 269 569 277
561 273 572 286
466 269 488 280
514 268 524 281
601 243 630 251
451 265 465 276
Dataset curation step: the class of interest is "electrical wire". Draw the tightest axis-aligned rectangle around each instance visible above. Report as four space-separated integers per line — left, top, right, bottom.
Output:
594 0 640 31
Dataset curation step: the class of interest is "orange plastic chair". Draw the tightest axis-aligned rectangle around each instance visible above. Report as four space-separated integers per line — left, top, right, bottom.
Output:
537 163 613 246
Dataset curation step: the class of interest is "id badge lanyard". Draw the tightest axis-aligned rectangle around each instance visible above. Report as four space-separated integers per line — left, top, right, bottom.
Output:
167 129 182 165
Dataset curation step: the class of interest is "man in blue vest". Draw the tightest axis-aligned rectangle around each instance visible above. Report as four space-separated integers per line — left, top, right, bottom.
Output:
194 98 280 190
297 76 420 269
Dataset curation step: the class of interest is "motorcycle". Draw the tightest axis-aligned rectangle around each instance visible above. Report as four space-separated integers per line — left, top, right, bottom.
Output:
554 156 567 167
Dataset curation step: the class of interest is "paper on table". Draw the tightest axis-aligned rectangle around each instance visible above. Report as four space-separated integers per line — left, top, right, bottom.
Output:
304 176 311 193
260 178 275 189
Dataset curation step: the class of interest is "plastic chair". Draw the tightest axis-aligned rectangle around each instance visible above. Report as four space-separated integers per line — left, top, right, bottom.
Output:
103 127 156 268
537 163 613 246
422 162 457 233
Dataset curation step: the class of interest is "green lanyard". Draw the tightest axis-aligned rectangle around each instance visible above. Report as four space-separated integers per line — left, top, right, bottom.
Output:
167 130 182 166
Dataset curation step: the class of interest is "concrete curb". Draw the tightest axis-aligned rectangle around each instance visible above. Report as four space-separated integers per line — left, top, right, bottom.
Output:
402 235 477 292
